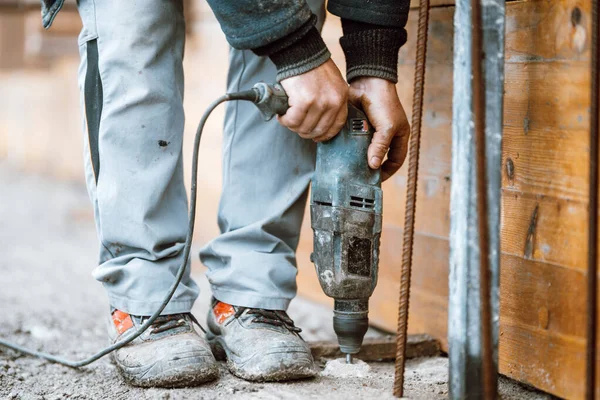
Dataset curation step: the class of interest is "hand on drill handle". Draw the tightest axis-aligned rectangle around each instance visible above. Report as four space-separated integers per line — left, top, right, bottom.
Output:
277 59 349 142
349 77 410 181
277 60 409 181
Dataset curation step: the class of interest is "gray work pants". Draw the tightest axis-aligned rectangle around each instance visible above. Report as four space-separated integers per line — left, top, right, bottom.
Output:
77 0 325 315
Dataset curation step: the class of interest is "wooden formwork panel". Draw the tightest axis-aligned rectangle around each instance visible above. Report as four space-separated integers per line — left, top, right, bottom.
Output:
297 0 594 398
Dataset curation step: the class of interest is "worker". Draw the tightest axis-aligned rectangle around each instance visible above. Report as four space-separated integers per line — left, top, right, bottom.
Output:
39 0 410 387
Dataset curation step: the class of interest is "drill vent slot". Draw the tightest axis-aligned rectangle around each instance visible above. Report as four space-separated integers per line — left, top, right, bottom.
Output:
351 119 368 133
349 196 375 209
315 200 333 207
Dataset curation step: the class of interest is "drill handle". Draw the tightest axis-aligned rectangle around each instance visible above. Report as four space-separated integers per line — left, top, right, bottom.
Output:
252 82 289 121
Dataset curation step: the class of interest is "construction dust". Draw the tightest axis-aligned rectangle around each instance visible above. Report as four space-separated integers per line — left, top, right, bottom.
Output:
321 358 371 378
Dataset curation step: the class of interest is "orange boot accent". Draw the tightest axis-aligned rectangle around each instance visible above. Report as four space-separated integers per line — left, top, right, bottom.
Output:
213 302 236 325
112 309 134 335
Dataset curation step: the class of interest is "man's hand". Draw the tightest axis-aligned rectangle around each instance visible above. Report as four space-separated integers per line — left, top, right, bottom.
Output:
349 77 410 181
278 59 348 142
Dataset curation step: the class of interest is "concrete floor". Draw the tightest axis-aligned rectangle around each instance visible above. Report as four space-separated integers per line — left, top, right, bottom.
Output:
0 165 553 399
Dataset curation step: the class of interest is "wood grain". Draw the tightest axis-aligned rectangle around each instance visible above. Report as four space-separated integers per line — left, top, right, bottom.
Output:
499 254 588 399
505 0 592 63
501 189 587 270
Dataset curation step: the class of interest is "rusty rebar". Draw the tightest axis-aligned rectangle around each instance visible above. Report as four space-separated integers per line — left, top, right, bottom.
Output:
586 0 599 398
393 0 430 396
470 0 495 397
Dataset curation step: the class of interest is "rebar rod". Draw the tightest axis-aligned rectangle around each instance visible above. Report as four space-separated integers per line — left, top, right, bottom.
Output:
393 0 430 396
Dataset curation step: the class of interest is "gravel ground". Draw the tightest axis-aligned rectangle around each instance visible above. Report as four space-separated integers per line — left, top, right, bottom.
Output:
0 165 553 399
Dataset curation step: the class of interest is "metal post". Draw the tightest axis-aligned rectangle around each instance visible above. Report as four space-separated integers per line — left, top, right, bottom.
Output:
448 0 505 398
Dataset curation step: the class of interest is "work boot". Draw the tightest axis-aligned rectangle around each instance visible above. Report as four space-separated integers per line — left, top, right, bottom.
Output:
206 299 317 382
108 309 219 388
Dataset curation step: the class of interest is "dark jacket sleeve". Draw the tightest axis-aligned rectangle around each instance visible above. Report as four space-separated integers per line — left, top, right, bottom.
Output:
328 0 410 28
205 0 312 49
205 0 331 81
328 0 410 83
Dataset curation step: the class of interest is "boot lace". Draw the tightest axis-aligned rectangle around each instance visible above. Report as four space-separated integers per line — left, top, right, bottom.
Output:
141 313 206 334
235 307 302 333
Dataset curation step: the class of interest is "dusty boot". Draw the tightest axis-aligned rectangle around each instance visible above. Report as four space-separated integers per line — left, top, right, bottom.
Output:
206 299 317 382
108 310 219 388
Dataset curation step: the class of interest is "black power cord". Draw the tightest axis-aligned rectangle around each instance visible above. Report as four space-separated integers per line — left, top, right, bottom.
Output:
0 87 270 367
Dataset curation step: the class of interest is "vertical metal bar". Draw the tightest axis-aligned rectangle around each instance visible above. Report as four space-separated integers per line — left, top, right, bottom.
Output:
393 0 430 396
470 0 494 397
449 0 505 398
586 0 599 398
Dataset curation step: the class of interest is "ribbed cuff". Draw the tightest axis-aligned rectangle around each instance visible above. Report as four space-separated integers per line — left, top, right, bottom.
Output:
269 27 330 81
252 15 331 81
340 29 406 83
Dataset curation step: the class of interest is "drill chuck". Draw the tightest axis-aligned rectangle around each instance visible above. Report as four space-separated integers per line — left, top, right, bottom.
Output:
333 299 370 355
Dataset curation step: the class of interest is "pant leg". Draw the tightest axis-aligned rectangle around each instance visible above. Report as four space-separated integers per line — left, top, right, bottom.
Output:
76 0 199 316
199 0 326 311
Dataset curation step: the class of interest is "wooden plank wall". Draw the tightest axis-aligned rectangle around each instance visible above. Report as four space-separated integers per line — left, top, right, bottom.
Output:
296 0 595 398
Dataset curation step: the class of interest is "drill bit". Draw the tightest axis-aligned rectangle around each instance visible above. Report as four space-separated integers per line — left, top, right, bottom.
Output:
346 353 353 364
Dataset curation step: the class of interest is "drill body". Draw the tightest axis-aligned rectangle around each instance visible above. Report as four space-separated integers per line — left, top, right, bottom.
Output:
310 104 382 356
250 84 382 357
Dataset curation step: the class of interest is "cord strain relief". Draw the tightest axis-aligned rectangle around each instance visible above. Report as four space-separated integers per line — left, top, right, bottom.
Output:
227 89 259 102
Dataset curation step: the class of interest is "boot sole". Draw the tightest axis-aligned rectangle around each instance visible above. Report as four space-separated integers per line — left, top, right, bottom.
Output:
110 349 219 388
206 333 317 382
